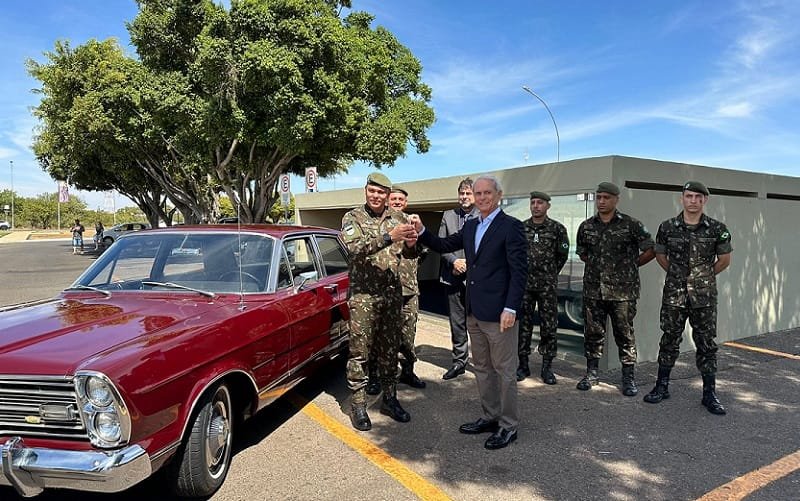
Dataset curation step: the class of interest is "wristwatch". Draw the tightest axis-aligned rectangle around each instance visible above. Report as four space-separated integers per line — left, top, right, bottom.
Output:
382 232 392 245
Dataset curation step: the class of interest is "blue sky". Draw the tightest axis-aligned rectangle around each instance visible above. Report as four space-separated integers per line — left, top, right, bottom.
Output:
1 0 799 209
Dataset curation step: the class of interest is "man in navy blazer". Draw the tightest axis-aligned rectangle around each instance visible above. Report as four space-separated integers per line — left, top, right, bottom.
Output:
411 174 527 450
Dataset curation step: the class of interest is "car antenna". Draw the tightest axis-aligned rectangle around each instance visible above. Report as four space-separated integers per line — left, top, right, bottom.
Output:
233 191 246 311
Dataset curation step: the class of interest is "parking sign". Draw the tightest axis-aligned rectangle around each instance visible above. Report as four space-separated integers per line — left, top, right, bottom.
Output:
305 167 317 192
279 174 291 205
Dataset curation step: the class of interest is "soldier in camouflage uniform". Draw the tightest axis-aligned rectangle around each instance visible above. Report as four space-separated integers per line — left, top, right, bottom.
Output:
341 172 419 431
366 187 426 393
644 181 732 415
516 191 570 384
575 182 655 396
390 187 427 389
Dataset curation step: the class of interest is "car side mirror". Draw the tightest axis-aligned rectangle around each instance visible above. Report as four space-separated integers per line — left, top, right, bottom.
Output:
294 276 310 292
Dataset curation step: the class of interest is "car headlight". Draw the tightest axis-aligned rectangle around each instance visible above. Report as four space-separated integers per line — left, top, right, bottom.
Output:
74 371 132 449
94 412 122 442
85 377 114 407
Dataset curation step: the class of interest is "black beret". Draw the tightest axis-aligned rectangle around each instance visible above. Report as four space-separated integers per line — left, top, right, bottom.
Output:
683 181 709 196
596 182 620 196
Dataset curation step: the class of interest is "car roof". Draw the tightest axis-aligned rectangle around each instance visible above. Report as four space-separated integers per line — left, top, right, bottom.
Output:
135 224 340 238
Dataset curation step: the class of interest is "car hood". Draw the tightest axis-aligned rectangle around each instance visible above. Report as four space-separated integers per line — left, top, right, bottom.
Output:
0 293 231 376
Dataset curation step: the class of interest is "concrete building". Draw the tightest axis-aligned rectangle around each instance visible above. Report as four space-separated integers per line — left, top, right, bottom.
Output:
295 155 800 369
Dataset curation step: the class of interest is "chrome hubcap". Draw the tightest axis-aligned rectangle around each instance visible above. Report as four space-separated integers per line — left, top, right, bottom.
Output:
205 394 230 473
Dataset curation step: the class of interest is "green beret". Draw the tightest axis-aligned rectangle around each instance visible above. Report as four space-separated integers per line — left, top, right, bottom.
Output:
683 180 709 196
529 191 551 201
391 186 408 197
596 182 620 196
366 172 392 190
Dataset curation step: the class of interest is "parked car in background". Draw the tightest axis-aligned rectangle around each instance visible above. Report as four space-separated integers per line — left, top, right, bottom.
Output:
0 225 350 498
101 222 150 246
0 221 10 230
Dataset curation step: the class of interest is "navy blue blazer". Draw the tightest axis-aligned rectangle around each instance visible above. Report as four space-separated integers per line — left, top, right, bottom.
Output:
420 210 528 323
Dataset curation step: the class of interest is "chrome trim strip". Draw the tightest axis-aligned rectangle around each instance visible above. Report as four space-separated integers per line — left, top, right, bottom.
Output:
1 437 151 496
176 369 258 446
149 440 180 464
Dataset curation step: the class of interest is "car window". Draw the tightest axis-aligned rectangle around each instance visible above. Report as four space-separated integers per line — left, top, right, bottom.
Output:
86 237 163 287
78 232 274 294
283 237 320 284
277 248 293 289
316 236 348 276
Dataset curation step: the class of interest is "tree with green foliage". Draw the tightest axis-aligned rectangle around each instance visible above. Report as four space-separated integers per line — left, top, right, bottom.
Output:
15 193 89 229
29 0 435 224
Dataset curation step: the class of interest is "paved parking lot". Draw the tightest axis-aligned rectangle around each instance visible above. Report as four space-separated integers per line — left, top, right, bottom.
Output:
1 238 799 500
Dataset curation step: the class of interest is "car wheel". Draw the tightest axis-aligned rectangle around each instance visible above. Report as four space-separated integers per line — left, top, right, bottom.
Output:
171 384 233 497
564 297 584 327
103 236 114 246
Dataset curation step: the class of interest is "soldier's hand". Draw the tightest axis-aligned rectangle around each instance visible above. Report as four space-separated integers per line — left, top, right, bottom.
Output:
389 223 416 242
407 214 424 233
453 258 467 274
404 233 418 247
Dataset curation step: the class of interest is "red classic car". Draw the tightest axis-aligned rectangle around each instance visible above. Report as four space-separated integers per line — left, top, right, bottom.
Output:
0 225 350 498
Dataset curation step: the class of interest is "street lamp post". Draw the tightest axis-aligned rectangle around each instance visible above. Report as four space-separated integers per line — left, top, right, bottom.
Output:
9 160 14 229
522 85 560 164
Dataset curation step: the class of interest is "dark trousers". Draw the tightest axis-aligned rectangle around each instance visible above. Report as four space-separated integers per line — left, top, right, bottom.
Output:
447 284 469 367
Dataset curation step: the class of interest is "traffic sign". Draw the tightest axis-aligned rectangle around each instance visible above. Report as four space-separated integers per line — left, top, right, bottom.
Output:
305 167 317 192
279 174 291 205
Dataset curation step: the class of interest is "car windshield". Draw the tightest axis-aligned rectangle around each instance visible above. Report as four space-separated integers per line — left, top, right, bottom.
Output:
71 231 276 294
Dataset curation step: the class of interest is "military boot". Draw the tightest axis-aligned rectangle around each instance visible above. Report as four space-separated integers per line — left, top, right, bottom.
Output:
576 359 599 390
350 403 371 431
516 356 531 381
643 366 671 403
380 387 411 422
365 365 381 395
701 374 727 415
540 356 557 385
621 364 638 396
398 361 426 389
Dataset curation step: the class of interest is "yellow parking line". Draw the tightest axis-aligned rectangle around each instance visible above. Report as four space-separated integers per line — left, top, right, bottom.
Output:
696 449 800 501
290 395 452 501
723 341 800 361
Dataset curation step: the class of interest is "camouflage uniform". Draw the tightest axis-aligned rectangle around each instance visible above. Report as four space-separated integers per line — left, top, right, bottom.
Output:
655 213 732 374
576 211 654 364
398 251 421 367
342 204 414 406
519 217 570 358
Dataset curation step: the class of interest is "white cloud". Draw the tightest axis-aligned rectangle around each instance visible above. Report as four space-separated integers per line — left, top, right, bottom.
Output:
0 147 17 159
716 102 753 117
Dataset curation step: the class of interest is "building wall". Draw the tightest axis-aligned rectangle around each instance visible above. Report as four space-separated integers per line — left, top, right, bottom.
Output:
295 156 800 369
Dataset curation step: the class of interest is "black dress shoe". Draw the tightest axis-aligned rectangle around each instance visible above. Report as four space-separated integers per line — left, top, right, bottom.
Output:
459 418 499 434
380 396 411 422
350 405 371 431
443 364 466 380
484 428 517 450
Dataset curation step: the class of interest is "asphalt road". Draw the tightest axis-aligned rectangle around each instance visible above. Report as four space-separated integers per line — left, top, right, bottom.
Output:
1 240 799 500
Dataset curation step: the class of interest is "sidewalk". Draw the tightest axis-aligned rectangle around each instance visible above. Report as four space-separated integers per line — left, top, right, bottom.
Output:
0 231 32 243
0 231 75 243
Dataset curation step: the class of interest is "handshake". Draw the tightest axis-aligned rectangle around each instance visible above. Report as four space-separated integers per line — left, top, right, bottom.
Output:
389 214 424 247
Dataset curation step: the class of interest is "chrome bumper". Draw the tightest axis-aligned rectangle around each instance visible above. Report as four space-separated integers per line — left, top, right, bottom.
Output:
1 437 151 497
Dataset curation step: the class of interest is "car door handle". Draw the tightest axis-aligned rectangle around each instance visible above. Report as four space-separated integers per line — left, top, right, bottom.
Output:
323 284 338 294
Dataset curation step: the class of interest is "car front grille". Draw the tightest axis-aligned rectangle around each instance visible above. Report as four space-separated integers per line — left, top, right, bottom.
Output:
0 376 88 440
